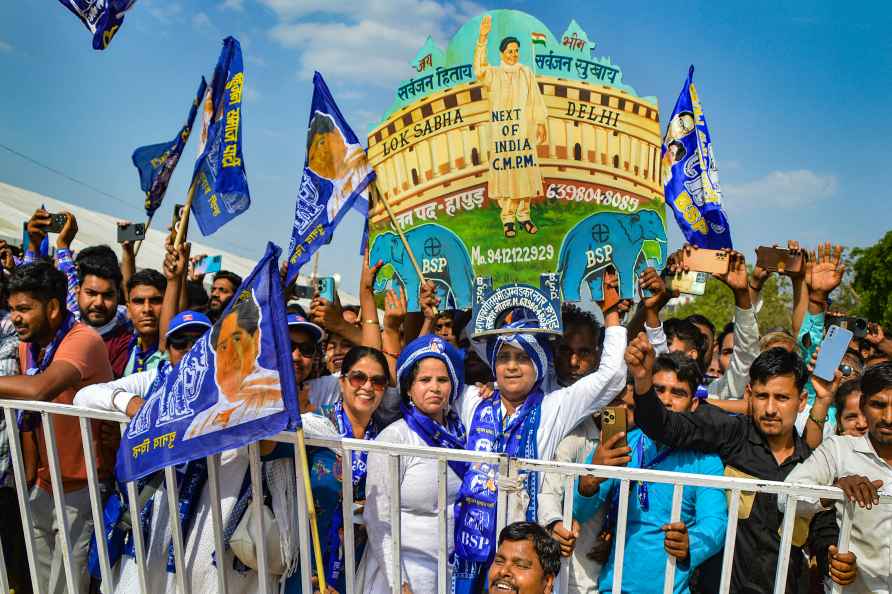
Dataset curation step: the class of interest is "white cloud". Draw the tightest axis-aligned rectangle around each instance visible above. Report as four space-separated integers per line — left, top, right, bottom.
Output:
192 11 215 32
262 0 485 87
0 40 12 53
723 169 838 209
143 0 184 24
222 0 244 10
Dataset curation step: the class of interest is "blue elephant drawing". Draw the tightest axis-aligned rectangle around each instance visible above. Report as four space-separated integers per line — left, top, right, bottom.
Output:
369 223 475 311
556 209 668 301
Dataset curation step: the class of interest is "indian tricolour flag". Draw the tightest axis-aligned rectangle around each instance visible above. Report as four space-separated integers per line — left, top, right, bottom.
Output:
531 32 547 46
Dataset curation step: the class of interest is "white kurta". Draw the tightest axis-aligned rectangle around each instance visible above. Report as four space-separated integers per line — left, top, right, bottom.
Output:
455 326 628 524
360 419 462 593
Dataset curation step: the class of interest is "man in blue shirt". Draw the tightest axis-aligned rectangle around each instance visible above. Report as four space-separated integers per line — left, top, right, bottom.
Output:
574 351 727 593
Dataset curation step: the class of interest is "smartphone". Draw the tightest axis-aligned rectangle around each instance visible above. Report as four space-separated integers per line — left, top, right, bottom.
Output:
826 313 869 339
194 254 222 275
172 204 185 234
681 247 730 275
600 406 628 450
665 270 708 296
813 325 855 382
292 284 315 299
755 246 803 274
316 277 336 302
117 223 147 243
46 213 68 234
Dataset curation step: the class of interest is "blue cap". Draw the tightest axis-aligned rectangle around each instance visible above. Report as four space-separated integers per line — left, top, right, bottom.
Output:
166 310 212 338
287 313 324 342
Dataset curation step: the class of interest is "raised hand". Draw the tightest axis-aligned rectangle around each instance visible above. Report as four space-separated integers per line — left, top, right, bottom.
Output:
806 242 845 300
625 332 655 381
479 14 492 38
639 267 672 311
26 208 51 252
359 250 384 295
55 211 78 250
383 287 407 332
419 280 440 320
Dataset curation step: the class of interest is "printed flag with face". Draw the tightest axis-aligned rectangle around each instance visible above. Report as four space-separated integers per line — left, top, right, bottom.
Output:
189 36 251 236
57 0 137 49
661 65 732 249
132 78 207 219
116 242 298 482
284 71 375 286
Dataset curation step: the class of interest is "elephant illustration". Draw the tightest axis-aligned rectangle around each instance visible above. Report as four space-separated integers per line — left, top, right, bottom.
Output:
369 223 475 311
556 209 668 301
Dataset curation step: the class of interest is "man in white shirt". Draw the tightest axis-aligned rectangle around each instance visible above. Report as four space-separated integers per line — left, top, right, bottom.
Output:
784 362 892 593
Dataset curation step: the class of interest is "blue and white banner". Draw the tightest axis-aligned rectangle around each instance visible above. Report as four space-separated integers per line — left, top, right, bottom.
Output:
285 71 375 286
189 37 251 237
57 0 136 50
133 78 207 218
661 66 732 249
116 242 298 482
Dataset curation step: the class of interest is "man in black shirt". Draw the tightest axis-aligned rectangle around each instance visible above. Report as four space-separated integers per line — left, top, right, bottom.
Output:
626 332 811 593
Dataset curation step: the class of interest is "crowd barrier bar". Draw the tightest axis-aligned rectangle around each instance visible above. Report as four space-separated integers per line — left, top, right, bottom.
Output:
1 398 889 594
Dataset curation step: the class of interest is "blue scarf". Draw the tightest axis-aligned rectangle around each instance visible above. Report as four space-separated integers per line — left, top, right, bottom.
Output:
19 311 77 431
453 316 551 592
129 334 159 374
400 402 468 479
325 399 377 583
604 432 675 530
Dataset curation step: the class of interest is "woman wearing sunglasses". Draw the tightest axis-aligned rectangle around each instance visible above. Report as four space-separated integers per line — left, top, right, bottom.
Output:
359 334 466 593
281 344 392 594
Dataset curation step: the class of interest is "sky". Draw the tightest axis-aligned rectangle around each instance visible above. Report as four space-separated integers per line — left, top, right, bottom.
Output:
1 1 890 294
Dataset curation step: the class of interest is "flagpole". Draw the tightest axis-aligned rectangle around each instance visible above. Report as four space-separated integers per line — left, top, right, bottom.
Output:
373 182 436 314
132 213 153 258
295 426 328 592
174 183 194 248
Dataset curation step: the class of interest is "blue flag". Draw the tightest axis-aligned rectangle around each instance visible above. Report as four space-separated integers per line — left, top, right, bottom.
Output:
661 66 732 249
57 0 136 50
115 242 298 482
189 37 251 237
132 78 208 218
285 71 375 285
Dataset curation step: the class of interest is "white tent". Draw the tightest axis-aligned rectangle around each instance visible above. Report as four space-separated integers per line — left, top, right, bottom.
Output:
0 181 359 304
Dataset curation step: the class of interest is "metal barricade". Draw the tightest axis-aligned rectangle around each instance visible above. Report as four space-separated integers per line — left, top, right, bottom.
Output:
0 397 888 594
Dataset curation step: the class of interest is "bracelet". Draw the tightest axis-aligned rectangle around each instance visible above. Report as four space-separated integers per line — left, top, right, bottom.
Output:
382 349 400 358
808 411 828 426
362 319 380 325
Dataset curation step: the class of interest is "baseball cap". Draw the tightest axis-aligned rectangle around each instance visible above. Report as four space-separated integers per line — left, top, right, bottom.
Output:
166 310 213 338
287 313 324 342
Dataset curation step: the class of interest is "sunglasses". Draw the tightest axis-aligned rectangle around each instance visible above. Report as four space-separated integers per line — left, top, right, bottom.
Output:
291 340 318 358
168 333 202 351
346 370 388 392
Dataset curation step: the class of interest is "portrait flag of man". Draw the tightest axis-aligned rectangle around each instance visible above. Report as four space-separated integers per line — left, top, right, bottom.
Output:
661 65 733 249
116 242 299 482
57 0 137 50
284 71 375 286
188 36 251 237
132 77 208 219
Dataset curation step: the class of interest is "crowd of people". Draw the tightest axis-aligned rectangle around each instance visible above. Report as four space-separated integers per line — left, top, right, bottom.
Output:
0 207 891 594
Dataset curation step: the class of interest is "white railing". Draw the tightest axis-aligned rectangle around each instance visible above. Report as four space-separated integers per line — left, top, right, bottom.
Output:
0 398 888 594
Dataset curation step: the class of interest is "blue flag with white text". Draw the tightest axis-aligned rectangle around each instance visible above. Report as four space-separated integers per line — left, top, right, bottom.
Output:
115 242 298 482
660 66 732 249
57 0 136 49
189 37 251 236
133 78 207 218
285 71 375 286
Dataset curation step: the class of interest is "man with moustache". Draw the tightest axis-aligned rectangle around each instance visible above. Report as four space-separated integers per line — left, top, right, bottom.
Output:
207 270 242 324
123 269 167 375
782 362 892 593
631 342 813 593
0 262 113 594
487 522 560 594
